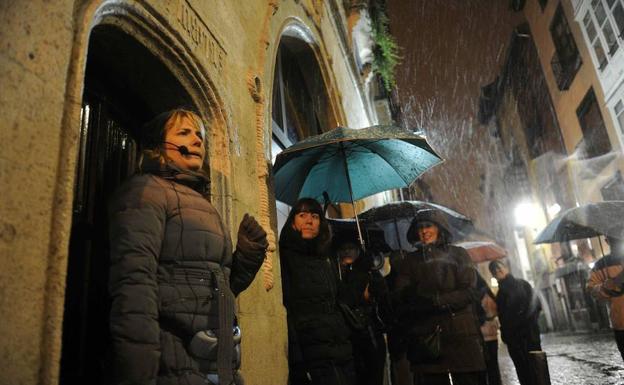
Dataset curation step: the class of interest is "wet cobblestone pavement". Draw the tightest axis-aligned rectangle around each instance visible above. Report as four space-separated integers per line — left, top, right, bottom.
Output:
499 331 624 385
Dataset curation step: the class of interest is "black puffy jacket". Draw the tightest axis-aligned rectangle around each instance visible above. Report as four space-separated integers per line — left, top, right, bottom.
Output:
279 224 353 369
108 163 262 385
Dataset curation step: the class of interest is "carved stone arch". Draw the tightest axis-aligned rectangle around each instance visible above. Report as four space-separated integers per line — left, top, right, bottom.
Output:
89 1 234 221
268 17 347 136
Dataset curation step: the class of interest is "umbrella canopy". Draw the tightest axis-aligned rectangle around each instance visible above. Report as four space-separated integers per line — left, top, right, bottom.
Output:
533 201 624 244
272 125 442 205
359 201 474 251
455 241 507 263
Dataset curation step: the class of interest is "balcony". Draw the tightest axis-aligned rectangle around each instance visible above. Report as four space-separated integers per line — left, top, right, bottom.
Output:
551 52 582 91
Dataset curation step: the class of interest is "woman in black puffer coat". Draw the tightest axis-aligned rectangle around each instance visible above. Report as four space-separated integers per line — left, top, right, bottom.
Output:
108 109 268 385
393 209 485 385
279 198 354 385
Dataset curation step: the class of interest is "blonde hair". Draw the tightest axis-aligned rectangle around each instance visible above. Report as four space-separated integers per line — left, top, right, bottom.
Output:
139 109 206 170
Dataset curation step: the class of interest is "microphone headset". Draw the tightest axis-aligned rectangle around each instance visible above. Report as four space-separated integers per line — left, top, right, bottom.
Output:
163 141 191 156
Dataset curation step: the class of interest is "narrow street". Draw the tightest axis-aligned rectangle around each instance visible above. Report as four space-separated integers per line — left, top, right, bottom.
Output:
499 332 624 385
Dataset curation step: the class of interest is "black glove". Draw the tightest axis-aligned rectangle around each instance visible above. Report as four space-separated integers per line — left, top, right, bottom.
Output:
236 214 268 258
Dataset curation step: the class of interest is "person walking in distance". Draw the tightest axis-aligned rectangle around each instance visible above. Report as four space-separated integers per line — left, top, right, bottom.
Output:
475 273 501 385
488 261 541 385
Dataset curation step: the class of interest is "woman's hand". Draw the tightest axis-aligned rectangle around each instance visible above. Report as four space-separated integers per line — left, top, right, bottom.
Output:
236 214 268 258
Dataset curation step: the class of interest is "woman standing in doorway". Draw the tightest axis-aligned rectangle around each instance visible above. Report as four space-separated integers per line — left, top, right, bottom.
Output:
108 108 268 385
279 198 354 385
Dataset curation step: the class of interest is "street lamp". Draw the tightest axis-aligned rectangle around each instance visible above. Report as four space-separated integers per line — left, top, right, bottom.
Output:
514 201 539 227
547 203 561 219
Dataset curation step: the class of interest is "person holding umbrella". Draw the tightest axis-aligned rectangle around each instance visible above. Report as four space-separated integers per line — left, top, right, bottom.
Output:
279 198 354 385
393 209 485 385
587 235 624 362
334 232 391 385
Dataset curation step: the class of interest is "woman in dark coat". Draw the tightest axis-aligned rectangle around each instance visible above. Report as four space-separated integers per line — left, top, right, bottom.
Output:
279 198 354 385
108 109 268 385
394 209 485 385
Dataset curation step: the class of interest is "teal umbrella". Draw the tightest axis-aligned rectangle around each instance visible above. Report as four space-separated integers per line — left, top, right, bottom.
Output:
273 125 442 243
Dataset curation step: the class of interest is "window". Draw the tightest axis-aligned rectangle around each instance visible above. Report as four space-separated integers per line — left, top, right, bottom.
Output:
581 0 624 72
271 37 335 149
270 34 336 231
577 88 612 158
550 4 582 89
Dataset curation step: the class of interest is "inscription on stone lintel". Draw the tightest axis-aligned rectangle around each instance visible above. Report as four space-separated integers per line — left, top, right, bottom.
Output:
177 0 226 72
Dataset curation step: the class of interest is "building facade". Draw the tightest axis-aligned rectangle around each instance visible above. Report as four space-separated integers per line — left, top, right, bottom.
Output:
482 0 624 331
0 1 388 384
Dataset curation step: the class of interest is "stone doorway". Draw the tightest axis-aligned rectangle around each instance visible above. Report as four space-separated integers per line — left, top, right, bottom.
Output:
59 24 195 385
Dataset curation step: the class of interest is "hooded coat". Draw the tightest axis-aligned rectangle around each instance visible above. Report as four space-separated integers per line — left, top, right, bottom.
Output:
108 162 263 385
393 210 485 374
279 218 353 371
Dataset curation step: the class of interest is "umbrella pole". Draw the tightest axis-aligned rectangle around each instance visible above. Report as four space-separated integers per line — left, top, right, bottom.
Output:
598 236 605 257
340 143 366 250
394 218 403 250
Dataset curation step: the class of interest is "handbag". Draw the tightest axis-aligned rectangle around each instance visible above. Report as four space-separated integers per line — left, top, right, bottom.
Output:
406 325 442 363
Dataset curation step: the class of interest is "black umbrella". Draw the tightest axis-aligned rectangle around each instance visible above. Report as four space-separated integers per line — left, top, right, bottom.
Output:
533 201 624 244
358 201 474 251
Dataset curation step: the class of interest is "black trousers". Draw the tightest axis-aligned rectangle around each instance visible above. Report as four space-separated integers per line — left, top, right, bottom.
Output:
484 340 501 385
413 371 483 385
289 360 355 385
614 329 624 362
308 361 355 385
352 331 387 385
506 335 541 385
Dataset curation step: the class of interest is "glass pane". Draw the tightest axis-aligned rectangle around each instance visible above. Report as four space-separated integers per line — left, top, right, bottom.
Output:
586 13 598 41
595 0 608 25
615 100 624 114
614 3 624 36
594 39 608 69
607 0 616 8
271 137 283 164
602 21 619 55
618 109 624 136
584 11 592 27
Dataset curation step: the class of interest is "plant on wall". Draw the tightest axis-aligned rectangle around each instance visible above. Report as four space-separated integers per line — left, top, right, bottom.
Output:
370 1 401 92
